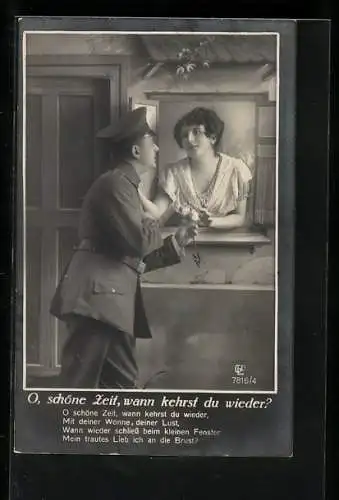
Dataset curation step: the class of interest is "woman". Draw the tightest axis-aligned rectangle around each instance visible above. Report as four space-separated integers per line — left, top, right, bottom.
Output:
139 106 253 229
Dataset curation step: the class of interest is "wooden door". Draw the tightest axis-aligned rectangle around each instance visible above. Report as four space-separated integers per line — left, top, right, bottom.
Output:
25 71 118 378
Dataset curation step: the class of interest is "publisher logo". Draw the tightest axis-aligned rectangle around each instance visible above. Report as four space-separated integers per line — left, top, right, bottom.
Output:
234 363 246 376
232 363 256 386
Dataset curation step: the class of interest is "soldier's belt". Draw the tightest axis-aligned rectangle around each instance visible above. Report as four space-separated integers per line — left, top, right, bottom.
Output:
76 239 146 274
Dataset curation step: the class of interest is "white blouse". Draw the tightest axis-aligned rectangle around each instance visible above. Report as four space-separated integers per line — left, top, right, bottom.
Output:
159 153 253 220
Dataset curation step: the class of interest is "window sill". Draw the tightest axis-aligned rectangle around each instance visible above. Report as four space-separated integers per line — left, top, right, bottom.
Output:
161 226 271 248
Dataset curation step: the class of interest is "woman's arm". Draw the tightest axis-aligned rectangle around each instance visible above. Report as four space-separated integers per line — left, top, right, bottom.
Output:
139 190 162 219
139 188 175 225
207 199 247 230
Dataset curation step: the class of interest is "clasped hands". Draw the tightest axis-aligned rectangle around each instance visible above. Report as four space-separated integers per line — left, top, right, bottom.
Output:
196 209 217 228
174 219 199 248
175 207 218 246
175 206 220 247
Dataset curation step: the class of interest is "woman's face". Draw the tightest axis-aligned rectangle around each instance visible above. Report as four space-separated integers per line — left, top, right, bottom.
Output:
180 124 216 159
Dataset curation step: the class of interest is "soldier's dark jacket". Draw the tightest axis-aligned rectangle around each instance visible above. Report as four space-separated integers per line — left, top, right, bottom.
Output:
50 161 182 339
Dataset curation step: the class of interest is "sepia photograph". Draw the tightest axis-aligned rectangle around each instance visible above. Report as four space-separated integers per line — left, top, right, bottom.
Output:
21 30 279 393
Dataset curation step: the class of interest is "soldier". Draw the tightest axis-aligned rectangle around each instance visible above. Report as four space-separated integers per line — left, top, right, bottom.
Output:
50 107 197 389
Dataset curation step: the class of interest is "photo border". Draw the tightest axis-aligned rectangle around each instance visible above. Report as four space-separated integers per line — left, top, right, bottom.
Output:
19 28 285 395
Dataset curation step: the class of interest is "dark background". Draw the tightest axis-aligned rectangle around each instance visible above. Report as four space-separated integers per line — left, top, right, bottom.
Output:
0 6 337 500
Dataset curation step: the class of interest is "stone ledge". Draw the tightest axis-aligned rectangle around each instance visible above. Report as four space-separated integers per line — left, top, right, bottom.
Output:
161 226 271 247
141 283 274 291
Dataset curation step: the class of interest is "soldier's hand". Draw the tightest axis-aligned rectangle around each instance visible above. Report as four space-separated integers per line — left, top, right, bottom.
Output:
174 221 198 247
198 209 212 227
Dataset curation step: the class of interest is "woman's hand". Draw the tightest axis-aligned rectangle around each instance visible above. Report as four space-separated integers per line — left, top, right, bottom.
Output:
197 212 231 229
206 217 218 228
198 210 212 227
204 216 230 229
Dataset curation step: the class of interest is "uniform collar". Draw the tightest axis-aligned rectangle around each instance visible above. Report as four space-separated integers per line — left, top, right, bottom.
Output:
118 161 141 187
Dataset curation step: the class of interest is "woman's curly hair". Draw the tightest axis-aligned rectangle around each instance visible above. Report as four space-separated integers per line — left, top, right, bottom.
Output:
174 107 225 151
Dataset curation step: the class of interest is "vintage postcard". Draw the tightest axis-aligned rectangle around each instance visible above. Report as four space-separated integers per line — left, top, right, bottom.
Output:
13 18 296 456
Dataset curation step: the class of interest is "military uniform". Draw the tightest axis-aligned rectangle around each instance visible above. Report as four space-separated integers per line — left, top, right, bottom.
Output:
50 108 183 389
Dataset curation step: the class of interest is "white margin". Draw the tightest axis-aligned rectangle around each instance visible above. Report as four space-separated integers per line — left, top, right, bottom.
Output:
22 30 280 395
274 32 280 394
22 31 27 390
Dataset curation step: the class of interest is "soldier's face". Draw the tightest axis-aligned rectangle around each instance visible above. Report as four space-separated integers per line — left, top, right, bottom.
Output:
135 135 159 168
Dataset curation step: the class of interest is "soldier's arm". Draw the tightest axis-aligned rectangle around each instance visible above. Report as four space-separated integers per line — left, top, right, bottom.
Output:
98 171 163 258
143 234 184 273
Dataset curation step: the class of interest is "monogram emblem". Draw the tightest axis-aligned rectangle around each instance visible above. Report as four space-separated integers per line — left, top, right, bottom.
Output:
234 363 246 376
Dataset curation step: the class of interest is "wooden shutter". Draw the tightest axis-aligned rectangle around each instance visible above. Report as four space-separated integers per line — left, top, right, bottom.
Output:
253 103 277 226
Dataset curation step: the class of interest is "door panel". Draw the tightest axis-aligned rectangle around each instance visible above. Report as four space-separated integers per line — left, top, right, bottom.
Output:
59 94 95 209
26 226 43 365
56 227 79 366
26 94 43 208
25 70 117 377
